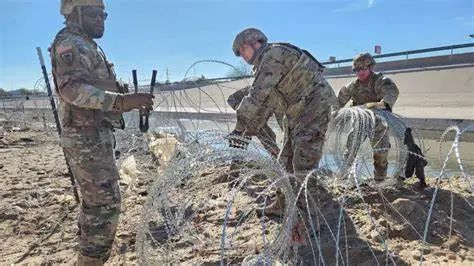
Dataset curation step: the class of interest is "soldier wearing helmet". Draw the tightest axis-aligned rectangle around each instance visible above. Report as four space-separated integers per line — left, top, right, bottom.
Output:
50 1 154 265
229 28 338 245
230 27 337 174
232 28 269 64
338 53 400 181
228 29 282 157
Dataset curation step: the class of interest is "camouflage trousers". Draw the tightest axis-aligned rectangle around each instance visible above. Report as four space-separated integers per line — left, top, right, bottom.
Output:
278 86 333 176
278 113 328 175
61 126 121 260
345 114 390 179
255 123 280 157
278 121 326 175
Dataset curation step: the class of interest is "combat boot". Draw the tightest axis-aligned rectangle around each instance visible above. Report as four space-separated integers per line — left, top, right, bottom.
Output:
77 253 104 266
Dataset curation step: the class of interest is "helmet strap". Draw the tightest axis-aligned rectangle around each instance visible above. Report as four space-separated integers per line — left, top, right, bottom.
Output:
248 42 267 65
77 6 83 29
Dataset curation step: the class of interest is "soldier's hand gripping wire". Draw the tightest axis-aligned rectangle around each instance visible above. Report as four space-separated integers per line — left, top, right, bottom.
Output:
364 100 388 110
225 129 252 149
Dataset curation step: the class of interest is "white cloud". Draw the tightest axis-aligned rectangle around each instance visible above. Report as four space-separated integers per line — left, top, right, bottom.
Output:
335 0 376 12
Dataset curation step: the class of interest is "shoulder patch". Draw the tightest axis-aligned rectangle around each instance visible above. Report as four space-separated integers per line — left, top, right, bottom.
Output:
57 42 74 65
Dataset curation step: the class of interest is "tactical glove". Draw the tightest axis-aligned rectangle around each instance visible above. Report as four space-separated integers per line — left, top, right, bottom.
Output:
117 81 129 94
113 93 154 112
364 100 386 109
225 129 251 149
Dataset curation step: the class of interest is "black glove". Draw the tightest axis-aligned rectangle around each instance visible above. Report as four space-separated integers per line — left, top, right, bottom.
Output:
117 82 129 94
226 130 251 150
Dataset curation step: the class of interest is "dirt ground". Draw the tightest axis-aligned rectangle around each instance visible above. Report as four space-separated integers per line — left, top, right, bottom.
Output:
0 120 155 265
137 153 474 265
0 120 473 265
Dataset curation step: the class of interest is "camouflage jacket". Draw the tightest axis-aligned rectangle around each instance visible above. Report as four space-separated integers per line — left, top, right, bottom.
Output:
228 85 285 130
50 24 125 128
338 72 399 110
236 43 335 134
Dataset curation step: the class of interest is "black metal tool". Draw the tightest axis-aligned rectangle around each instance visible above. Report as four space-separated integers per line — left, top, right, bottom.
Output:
132 69 157 132
402 127 428 189
36 47 80 204
132 69 138 93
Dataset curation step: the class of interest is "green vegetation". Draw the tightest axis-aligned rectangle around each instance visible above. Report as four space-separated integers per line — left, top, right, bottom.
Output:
226 61 252 78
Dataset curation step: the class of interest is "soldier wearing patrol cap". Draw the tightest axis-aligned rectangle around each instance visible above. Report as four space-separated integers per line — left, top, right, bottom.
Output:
51 1 154 265
338 53 400 181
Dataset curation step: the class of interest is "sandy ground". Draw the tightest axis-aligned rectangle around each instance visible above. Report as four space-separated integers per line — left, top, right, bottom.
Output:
1 119 473 265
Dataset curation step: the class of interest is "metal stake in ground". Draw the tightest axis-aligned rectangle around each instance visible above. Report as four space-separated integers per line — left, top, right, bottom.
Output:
35 47 80 204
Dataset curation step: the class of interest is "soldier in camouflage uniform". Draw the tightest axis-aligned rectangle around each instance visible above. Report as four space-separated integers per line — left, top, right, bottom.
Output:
338 53 399 180
231 28 338 175
231 28 338 245
50 1 154 265
227 86 282 157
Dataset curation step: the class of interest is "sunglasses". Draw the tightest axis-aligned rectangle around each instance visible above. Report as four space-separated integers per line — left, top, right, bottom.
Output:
353 66 369 73
83 9 108 20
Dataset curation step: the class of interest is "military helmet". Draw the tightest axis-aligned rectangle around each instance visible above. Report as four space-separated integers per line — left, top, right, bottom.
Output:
61 0 105 16
232 28 268 56
352 53 376 70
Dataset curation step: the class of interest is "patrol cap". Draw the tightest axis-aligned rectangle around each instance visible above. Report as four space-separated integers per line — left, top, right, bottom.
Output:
61 0 105 16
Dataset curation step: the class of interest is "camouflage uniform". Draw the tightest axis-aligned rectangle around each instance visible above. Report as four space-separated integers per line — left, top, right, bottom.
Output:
50 23 124 260
338 69 399 179
235 43 338 174
228 86 282 157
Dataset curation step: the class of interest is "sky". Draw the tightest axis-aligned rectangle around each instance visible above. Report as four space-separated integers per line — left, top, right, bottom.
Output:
0 0 473 91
